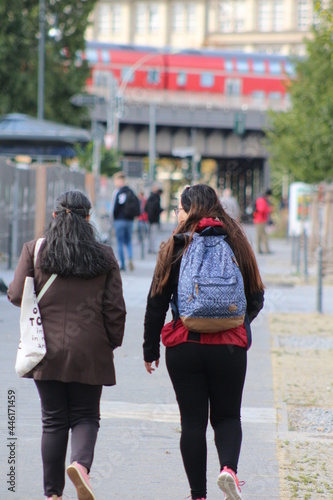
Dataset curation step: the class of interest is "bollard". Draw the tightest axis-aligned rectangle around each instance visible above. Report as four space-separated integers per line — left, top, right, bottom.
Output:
316 246 323 314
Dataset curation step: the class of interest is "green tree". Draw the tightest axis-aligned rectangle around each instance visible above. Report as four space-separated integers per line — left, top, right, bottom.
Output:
265 1 333 184
75 142 122 177
0 0 97 125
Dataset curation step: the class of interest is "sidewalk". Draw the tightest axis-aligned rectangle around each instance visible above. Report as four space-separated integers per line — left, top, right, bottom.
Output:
0 224 331 499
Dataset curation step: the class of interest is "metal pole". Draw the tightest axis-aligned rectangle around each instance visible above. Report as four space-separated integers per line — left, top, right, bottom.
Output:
38 0 45 120
316 246 323 313
12 168 19 263
291 234 295 266
303 228 308 281
7 222 12 270
296 235 300 274
149 102 156 183
92 121 102 202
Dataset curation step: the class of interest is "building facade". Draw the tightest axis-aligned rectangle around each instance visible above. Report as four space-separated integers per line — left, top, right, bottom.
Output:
85 0 320 55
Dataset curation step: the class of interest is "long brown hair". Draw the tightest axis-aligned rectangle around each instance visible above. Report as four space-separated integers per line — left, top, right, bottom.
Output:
151 184 264 298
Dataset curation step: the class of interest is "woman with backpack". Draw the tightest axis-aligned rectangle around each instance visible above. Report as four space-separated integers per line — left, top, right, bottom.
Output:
143 184 264 500
8 190 126 500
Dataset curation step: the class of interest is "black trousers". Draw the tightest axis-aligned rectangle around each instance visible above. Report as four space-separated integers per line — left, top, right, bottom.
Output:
35 380 102 497
166 343 247 500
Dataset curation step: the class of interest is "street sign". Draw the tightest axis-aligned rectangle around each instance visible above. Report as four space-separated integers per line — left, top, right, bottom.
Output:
104 133 114 150
70 94 105 106
172 147 195 158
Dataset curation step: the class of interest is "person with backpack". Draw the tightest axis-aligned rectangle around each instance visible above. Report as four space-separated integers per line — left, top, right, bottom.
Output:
111 172 140 271
143 184 264 500
144 186 163 254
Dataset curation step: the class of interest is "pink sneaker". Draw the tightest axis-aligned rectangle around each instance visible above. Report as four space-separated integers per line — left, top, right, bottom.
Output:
67 462 95 500
217 466 244 500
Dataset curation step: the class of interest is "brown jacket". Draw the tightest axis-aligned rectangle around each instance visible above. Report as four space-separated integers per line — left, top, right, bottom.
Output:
8 240 126 386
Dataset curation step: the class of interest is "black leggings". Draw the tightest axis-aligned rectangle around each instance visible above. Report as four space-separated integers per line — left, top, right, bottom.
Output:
35 380 102 497
166 343 247 500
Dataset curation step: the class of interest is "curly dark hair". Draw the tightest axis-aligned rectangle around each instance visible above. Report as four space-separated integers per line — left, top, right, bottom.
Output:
39 190 115 278
151 184 264 298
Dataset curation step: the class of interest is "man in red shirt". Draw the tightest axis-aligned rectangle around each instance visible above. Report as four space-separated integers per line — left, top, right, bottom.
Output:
253 188 273 254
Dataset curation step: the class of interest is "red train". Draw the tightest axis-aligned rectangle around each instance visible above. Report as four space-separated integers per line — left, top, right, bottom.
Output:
83 41 294 107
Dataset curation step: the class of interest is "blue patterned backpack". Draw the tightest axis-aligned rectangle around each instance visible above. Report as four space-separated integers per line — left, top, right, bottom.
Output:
177 232 247 332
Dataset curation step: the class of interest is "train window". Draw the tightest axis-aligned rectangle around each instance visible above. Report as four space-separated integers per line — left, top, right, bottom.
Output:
85 49 98 63
94 71 109 88
285 62 295 76
177 72 187 87
201 73 214 88
252 91 265 100
236 60 249 73
225 79 241 96
225 60 233 72
101 50 110 64
147 70 160 84
121 67 135 83
269 92 282 100
268 61 282 74
253 61 265 73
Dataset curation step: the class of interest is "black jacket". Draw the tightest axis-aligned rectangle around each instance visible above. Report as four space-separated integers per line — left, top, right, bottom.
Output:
113 186 134 221
143 226 264 362
144 192 163 223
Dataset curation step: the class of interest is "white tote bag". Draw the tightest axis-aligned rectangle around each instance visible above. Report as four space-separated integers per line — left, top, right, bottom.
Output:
15 239 57 377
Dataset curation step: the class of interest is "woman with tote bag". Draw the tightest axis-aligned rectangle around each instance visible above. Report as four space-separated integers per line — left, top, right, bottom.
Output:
8 190 126 500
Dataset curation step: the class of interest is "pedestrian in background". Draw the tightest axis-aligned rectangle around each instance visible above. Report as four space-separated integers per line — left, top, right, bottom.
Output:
137 190 149 244
253 188 273 254
143 184 264 500
111 172 140 271
8 190 126 500
144 186 163 254
220 187 241 222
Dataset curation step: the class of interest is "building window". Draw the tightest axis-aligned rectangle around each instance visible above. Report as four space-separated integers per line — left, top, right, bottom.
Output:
225 59 233 72
186 3 197 32
201 72 214 87
149 4 159 32
273 0 283 31
121 67 135 83
298 0 309 31
111 4 122 33
219 0 232 32
236 60 249 73
234 0 245 32
136 3 146 33
172 3 183 32
98 4 110 35
253 60 265 73
177 71 187 86
225 78 241 96
147 69 160 84
269 61 282 74
258 0 270 32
